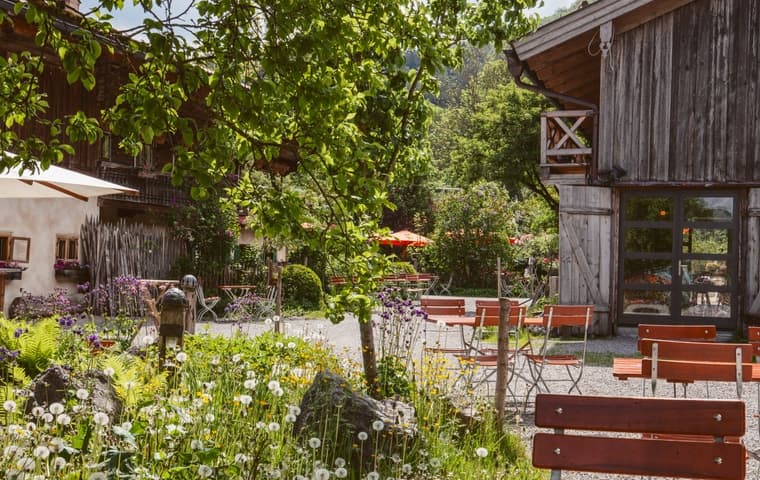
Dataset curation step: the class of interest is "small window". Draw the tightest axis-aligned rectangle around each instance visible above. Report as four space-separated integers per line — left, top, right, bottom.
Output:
55 236 79 261
0 234 9 261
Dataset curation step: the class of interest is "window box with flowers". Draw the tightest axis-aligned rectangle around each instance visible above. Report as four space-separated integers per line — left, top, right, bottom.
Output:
0 261 25 281
54 260 88 281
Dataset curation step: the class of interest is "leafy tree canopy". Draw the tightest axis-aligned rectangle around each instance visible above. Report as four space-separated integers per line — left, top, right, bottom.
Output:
0 0 540 323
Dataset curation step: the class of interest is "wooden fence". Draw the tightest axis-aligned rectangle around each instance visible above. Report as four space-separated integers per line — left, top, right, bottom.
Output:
80 217 186 288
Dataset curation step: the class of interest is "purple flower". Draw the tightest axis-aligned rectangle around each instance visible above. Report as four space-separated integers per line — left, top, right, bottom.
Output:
13 328 24 338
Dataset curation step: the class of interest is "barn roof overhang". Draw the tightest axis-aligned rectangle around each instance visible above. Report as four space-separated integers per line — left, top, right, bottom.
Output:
508 0 698 110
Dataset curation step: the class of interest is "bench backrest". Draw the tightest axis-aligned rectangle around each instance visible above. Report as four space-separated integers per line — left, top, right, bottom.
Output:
638 339 752 363
748 326 760 356
532 393 746 480
638 324 716 343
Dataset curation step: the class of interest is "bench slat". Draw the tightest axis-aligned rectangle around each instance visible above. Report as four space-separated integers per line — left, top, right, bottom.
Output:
533 433 746 480
638 324 717 342
641 358 753 383
638 339 753 362
534 394 745 436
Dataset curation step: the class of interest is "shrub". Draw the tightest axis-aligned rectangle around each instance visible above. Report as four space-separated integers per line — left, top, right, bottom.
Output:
389 261 416 274
282 264 323 310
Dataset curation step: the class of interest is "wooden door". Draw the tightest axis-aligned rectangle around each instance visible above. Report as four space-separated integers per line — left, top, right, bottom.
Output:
618 191 739 330
558 186 612 334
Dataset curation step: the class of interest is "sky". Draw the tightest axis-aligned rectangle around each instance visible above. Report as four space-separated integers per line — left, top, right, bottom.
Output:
82 0 578 32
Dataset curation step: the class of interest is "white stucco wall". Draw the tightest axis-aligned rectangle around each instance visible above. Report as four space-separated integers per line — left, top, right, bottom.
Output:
0 197 99 316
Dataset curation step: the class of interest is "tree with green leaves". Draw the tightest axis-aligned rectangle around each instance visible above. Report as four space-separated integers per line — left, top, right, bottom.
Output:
430 59 557 210
0 0 538 394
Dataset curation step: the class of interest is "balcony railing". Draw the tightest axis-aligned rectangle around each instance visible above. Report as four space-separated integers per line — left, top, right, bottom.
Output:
540 110 595 183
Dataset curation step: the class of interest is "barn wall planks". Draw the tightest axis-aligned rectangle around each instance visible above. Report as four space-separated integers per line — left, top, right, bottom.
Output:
599 0 760 183
746 190 760 315
558 185 613 334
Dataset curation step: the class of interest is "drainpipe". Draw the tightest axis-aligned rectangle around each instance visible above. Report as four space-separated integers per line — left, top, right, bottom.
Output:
504 49 599 185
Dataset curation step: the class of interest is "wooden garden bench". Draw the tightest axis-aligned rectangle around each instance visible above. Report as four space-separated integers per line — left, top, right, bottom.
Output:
638 323 717 342
532 393 746 479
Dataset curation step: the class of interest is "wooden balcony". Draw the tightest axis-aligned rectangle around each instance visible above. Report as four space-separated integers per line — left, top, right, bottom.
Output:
540 110 595 185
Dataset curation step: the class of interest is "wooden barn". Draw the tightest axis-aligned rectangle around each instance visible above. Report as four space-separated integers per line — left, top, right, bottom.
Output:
508 0 760 333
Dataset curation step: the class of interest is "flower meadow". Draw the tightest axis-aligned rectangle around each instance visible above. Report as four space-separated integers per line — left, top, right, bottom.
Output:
0 311 543 480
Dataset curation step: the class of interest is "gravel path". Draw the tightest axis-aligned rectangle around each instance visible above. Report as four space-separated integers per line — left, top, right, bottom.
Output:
164 313 760 479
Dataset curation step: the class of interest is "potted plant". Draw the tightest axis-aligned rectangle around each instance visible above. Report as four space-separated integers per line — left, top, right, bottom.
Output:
0 260 25 280
54 259 88 281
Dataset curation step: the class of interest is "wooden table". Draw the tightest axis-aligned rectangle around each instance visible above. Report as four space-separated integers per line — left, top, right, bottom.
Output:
218 284 257 302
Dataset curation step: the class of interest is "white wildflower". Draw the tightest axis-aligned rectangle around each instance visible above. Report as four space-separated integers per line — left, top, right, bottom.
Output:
268 422 281 432
335 467 347 478
93 412 110 426
49 403 64 415
244 379 257 389
284 413 296 423
32 446 49 459
198 464 213 478
191 439 203 450
267 380 280 391
31 407 44 418
54 456 67 470
273 388 284 397
235 453 248 464
3 400 17 412
475 447 489 458
335 458 345 468
372 420 384 431
232 353 242 363
367 472 380 480
313 468 329 480
308 437 321 449
287 342 296 349
56 414 71 426
76 389 89 400
175 351 188 363
357 431 368 441
205 413 215 422
103 367 115 377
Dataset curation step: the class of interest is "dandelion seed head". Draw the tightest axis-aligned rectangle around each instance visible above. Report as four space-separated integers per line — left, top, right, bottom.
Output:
357 431 368 441
475 447 489 458
76 388 89 400
175 351 188 363
49 403 64 415
268 422 281 432
197 464 213 478
3 400 17 412
32 446 49 459
93 412 110 426
308 437 321 449
335 467 347 478
372 420 384 431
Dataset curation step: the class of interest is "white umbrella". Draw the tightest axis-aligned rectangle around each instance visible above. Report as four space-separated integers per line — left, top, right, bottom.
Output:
0 153 138 200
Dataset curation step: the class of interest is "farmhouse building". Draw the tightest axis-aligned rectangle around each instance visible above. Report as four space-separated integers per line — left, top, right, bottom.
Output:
508 0 759 333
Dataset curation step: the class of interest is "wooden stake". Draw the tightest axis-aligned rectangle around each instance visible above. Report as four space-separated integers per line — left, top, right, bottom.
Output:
494 297 511 428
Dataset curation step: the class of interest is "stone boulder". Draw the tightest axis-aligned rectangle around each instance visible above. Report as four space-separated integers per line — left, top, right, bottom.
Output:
294 371 417 466
25 364 122 420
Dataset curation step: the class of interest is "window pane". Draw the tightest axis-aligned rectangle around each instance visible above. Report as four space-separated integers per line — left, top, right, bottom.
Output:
681 292 730 317
56 239 66 259
683 196 733 222
623 259 673 284
623 290 671 316
624 228 673 253
682 228 729 254
625 196 673 221
67 239 78 260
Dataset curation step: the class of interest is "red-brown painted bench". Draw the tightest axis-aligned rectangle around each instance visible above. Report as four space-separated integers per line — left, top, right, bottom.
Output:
532 393 746 479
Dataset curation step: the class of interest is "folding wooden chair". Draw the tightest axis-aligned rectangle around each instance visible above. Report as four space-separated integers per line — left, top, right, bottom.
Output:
455 302 530 402
196 285 220 322
523 305 593 406
420 297 467 354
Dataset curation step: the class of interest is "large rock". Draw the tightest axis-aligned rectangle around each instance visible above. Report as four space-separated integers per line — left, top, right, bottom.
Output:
25 365 122 420
294 371 417 466
25 365 70 412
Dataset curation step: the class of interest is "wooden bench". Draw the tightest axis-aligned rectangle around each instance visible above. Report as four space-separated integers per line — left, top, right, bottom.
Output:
532 393 746 479
614 339 754 398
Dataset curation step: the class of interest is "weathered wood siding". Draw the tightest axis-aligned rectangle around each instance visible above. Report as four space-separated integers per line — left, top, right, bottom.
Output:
746 189 760 316
558 185 613 334
599 0 760 182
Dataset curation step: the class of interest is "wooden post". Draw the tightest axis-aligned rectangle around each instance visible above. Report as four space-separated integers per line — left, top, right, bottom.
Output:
496 257 502 298
158 288 187 371
275 264 283 334
181 274 198 334
494 297 511 427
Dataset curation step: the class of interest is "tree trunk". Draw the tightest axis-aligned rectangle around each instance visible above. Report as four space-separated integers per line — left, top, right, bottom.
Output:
494 298 511 428
358 317 381 398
